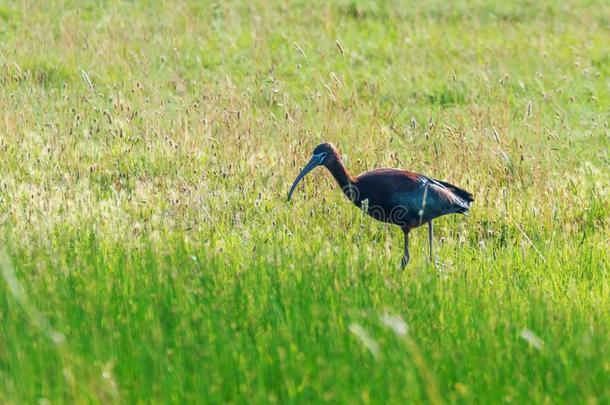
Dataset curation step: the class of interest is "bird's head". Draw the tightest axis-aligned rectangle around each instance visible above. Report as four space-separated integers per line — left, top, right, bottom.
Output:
287 142 340 201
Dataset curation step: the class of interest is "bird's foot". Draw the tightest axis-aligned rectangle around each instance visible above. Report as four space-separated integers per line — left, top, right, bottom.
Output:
400 256 409 270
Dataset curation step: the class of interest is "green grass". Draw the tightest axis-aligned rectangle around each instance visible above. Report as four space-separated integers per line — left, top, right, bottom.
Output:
0 0 609 403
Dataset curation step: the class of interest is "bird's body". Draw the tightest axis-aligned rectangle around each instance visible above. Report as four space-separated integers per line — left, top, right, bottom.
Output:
288 143 473 267
347 168 471 228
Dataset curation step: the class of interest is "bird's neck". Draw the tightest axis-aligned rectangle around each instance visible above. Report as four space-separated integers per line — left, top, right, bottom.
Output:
326 159 358 202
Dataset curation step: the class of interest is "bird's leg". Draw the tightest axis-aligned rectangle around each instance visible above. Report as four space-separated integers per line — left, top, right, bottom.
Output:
428 220 433 263
401 228 410 269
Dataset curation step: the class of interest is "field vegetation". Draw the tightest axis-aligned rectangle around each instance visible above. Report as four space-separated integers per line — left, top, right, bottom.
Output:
0 0 608 403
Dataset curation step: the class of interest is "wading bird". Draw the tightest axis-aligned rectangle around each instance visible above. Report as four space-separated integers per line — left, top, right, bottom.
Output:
287 143 473 268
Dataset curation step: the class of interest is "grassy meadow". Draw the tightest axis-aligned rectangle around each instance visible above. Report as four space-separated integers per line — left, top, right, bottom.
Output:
1 0 609 403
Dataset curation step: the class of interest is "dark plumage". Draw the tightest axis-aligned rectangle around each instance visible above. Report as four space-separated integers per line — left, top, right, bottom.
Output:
288 143 473 267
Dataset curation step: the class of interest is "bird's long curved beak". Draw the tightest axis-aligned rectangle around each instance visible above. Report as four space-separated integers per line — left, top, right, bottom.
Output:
287 154 325 201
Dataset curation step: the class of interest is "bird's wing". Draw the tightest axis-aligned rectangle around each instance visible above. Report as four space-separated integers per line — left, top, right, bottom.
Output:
389 176 470 220
428 177 474 205
425 181 471 214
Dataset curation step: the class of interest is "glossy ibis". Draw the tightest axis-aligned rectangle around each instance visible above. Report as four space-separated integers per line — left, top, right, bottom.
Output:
287 143 473 268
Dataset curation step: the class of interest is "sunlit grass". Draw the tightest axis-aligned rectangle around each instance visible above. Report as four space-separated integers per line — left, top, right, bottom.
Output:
0 0 609 403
